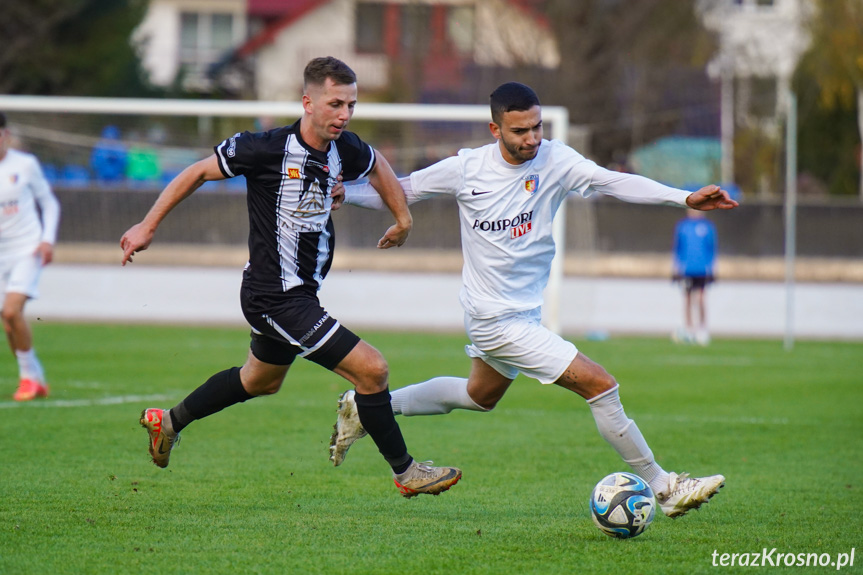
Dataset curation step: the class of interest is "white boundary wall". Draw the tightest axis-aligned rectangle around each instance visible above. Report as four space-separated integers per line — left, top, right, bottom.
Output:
26 265 863 340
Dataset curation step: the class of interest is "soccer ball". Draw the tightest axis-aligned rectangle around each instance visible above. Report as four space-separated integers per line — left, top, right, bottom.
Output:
589 472 656 539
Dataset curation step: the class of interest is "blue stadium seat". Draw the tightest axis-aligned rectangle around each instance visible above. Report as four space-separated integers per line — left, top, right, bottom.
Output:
41 163 60 184
61 164 91 188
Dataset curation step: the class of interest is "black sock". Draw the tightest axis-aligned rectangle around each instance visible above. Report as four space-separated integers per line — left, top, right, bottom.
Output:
353 388 412 473
169 367 252 433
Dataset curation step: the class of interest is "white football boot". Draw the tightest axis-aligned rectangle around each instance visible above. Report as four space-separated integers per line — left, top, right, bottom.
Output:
393 460 462 498
328 390 368 466
657 472 725 518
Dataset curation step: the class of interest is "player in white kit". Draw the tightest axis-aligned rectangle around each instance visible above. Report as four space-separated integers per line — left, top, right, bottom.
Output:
0 112 61 401
329 82 738 518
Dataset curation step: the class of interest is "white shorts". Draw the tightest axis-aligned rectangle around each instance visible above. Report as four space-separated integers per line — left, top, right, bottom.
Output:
463 307 578 384
0 253 43 299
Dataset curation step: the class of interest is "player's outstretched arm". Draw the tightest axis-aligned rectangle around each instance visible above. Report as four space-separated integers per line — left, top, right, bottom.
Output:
330 176 346 211
120 155 225 265
367 150 412 249
342 177 427 210
685 185 739 211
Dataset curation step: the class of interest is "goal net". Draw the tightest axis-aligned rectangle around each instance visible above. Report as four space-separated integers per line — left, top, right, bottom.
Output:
0 95 585 332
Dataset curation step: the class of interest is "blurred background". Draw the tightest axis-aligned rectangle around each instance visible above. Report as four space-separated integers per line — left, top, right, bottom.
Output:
1 0 861 339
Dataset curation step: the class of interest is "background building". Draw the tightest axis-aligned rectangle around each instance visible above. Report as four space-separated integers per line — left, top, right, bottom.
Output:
134 0 558 101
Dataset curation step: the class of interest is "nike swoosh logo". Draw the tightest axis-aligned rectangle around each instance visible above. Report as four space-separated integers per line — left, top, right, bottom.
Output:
471 189 493 196
158 441 170 454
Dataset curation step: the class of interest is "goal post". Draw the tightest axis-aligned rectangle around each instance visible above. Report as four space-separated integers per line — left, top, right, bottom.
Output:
0 95 570 332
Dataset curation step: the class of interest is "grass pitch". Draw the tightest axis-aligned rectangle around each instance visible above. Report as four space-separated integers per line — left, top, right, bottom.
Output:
0 324 861 574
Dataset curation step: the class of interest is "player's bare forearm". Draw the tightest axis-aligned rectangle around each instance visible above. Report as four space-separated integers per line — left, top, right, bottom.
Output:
686 185 739 211
368 151 412 248
369 153 412 226
330 176 345 211
144 156 224 227
120 155 225 265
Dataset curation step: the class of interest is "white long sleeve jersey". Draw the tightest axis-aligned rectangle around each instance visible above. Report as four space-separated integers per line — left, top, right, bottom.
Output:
347 139 691 319
0 149 61 259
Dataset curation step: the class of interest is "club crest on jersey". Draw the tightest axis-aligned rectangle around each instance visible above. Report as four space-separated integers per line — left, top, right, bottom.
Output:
288 168 301 179
227 133 239 158
523 174 539 195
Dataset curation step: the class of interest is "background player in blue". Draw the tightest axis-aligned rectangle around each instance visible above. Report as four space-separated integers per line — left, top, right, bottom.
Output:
120 57 460 498
331 82 738 517
672 209 718 346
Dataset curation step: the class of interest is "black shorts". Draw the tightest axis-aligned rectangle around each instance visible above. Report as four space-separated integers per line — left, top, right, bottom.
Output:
240 286 360 370
683 275 714 291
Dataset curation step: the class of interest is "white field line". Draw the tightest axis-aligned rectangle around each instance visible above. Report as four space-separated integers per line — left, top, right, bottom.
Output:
0 393 175 409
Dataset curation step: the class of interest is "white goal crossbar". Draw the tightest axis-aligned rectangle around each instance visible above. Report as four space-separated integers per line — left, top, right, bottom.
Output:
0 95 570 332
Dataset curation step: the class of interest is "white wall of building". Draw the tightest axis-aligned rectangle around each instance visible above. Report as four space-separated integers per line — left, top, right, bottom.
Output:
254 0 388 101
475 0 559 68
702 0 812 105
134 0 247 89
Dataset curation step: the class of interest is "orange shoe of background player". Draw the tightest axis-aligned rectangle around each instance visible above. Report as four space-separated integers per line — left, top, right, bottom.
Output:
13 379 49 401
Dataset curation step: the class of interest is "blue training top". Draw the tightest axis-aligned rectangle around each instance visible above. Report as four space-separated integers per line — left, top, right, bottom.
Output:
673 217 717 277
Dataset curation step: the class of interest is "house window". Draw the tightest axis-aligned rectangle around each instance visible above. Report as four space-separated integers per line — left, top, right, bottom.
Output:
401 4 432 54
447 6 474 55
732 0 774 6
211 14 234 51
354 2 474 57
356 3 386 54
180 12 237 77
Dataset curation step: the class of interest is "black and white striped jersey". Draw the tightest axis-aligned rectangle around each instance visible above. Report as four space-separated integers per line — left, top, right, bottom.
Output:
214 120 376 295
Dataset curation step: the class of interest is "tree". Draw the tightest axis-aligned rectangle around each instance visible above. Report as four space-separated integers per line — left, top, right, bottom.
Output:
795 0 863 199
0 0 155 96
541 0 718 166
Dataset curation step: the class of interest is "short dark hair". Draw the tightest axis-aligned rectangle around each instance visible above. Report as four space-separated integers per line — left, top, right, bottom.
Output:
490 82 541 125
303 57 357 91
0 112 6 129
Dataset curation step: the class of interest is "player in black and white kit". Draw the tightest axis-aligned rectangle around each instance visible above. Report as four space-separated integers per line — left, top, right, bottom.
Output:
330 82 738 516
122 57 460 498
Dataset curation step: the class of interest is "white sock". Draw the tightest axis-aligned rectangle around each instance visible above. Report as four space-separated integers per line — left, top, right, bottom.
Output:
16 348 45 383
587 385 669 495
390 377 487 416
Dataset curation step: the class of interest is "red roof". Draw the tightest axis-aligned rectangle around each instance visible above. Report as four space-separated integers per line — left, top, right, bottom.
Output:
247 0 325 18
239 0 330 57
508 0 549 28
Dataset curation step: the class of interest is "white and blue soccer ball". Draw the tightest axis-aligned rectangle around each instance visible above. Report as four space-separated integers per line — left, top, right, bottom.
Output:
589 472 656 539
